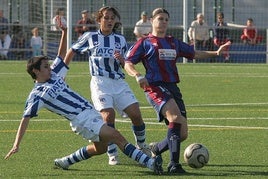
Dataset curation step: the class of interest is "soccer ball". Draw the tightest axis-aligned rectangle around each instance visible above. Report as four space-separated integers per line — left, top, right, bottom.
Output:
183 143 209 169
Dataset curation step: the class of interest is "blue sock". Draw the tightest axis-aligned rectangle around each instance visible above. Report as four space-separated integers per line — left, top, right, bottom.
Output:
132 123 146 147
123 143 152 169
64 146 91 165
155 138 169 154
167 122 181 164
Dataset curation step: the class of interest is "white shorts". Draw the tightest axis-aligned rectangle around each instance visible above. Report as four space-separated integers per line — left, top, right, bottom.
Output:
90 76 138 112
70 108 105 142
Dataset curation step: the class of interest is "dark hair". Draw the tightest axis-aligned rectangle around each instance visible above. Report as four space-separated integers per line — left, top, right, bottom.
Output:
27 56 49 79
152 8 170 18
96 6 121 32
55 8 65 15
247 18 253 22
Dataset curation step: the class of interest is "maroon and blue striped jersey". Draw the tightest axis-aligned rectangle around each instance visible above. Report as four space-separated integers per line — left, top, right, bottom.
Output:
126 34 194 83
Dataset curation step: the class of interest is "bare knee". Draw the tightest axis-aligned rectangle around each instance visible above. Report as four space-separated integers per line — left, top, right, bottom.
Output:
100 108 116 124
179 116 188 142
180 132 188 142
99 124 128 151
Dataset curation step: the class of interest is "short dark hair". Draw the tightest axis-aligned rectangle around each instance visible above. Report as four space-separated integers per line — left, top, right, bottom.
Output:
247 18 254 22
27 56 49 79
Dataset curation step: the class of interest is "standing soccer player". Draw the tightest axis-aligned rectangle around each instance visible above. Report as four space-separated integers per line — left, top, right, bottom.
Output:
124 8 231 174
64 6 151 165
4 16 163 175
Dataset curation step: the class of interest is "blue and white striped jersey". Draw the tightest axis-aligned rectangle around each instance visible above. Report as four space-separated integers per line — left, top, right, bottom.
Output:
23 56 94 121
72 30 127 79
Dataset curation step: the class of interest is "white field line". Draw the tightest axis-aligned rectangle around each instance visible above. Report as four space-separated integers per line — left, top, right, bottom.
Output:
0 118 267 130
138 102 268 108
1 101 267 130
113 119 268 130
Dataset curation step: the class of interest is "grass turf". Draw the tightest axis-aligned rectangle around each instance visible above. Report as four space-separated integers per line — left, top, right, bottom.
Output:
0 61 267 178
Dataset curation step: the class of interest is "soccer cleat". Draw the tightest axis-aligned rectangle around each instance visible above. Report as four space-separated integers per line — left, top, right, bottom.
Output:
152 155 163 175
167 162 186 174
148 142 158 157
136 143 152 157
54 158 69 170
108 156 119 165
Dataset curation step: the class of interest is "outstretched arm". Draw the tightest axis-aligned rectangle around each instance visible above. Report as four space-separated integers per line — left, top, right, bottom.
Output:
5 117 31 159
55 15 67 59
64 48 76 66
194 41 231 59
54 15 76 67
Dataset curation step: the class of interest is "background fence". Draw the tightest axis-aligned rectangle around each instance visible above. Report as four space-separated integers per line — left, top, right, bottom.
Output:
0 0 267 63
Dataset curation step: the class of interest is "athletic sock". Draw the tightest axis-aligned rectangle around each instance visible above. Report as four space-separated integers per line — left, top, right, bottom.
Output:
123 143 153 170
107 123 118 157
155 137 169 155
167 122 181 164
62 146 91 165
132 123 146 148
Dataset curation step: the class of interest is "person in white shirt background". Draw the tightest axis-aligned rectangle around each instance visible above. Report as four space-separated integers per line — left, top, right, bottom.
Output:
133 11 152 40
188 13 210 50
51 8 66 31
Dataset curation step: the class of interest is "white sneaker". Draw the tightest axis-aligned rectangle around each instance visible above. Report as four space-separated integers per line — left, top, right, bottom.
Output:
54 158 69 170
109 156 119 165
120 112 128 118
136 143 152 157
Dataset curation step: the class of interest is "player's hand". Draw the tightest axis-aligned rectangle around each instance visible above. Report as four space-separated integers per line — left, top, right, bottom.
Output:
217 41 231 56
114 51 125 66
135 75 149 89
55 15 67 30
5 146 19 160
138 78 149 89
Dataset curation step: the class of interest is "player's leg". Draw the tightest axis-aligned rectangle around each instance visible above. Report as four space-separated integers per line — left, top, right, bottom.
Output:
99 108 119 165
54 124 163 174
161 98 187 174
115 81 150 155
90 76 119 165
123 103 150 152
145 85 187 174
99 125 163 174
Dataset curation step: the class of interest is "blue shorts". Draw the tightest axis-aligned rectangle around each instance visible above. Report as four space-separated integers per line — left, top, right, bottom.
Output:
144 82 187 123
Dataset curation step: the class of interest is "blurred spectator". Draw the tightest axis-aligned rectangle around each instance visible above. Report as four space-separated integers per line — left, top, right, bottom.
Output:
75 10 97 38
0 9 9 33
241 18 263 45
51 8 66 31
0 9 10 59
10 21 26 59
188 13 210 50
133 11 152 40
0 30 11 59
213 12 231 62
30 27 42 56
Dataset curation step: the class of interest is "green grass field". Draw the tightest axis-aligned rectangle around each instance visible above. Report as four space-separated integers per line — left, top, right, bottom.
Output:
0 61 267 178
